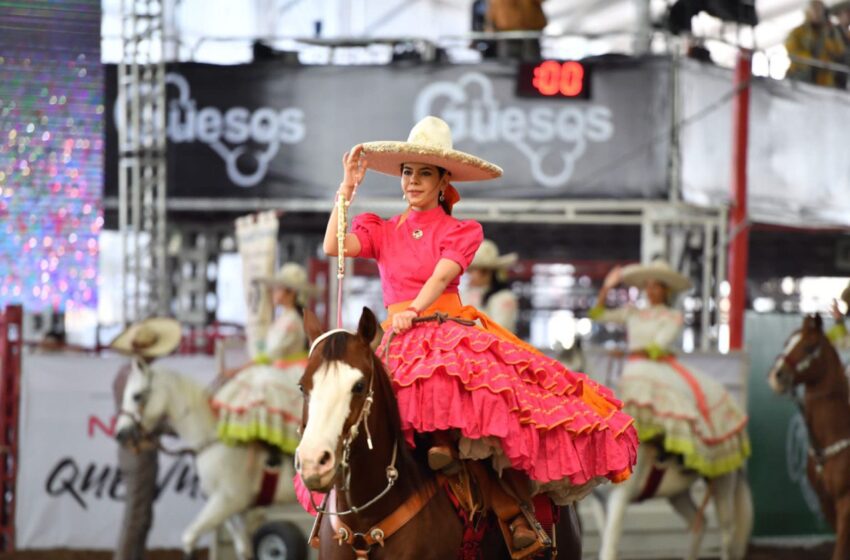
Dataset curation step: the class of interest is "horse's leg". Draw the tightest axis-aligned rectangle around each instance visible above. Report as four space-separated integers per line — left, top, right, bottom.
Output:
833 494 850 560
730 472 753 560
224 513 252 560
668 490 704 560
182 493 246 558
710 473 737 560
598 482 631 560
598 445 653 560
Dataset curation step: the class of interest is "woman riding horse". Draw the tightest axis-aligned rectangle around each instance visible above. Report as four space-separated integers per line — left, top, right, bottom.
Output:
213 263 319 454
591 260 751 478
305 116 638 557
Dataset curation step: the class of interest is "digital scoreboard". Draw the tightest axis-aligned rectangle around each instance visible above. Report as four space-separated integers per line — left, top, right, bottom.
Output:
516 60 591 100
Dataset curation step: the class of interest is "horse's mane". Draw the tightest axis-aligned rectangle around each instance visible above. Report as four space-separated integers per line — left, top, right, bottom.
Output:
319 332 430 491
154 367 211 412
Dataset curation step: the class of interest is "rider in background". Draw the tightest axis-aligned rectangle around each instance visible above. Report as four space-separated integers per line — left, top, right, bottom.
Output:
828 281 850 350
590 260 751 478
212 263 319 456
110 318 182 560
320 116 638 557
462 239 519 333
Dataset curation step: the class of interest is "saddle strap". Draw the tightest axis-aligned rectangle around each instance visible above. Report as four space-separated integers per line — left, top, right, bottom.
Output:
311 482 438 556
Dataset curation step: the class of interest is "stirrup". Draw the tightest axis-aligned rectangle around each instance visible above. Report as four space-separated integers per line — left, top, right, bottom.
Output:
428 445 460 475
497 516 546 560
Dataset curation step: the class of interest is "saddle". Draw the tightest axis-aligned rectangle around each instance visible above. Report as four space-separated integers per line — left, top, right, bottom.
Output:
444 461 554 560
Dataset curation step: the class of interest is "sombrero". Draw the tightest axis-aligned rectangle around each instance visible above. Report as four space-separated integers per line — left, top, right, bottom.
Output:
470 239 518 269
361 116 503 182
110 317 181 359
257 263 321 298
620 259 693 293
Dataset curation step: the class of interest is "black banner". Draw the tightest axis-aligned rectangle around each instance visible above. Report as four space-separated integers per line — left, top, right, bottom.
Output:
105 59 671 201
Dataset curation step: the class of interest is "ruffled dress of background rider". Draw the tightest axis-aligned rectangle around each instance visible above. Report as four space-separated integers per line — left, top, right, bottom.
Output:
212 263 319 455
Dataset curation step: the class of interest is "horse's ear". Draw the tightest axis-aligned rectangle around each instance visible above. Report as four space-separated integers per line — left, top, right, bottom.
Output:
302 308 324 345
813 313 823 331
357 307 378 345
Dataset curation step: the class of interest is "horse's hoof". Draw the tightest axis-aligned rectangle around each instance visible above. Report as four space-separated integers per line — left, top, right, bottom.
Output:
183 552 196 560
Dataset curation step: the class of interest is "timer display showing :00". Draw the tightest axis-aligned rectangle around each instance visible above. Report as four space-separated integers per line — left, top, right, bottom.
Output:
516 60 591 100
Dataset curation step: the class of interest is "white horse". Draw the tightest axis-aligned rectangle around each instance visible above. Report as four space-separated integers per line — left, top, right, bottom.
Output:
561 345 753 560
115 359 297 559
592 444 753 560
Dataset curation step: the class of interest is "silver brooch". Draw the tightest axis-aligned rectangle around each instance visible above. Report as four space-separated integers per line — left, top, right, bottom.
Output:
412 229 423 240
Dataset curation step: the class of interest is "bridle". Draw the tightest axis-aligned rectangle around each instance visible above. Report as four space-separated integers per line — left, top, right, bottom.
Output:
118 358 214 457
306 330 400 517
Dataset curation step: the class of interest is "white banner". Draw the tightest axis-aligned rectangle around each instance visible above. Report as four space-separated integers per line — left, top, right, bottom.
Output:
16 353 218 550
235 211 279 360
680 58 850 228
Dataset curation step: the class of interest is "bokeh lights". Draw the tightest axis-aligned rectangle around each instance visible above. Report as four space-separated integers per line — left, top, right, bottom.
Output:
0 1 103 312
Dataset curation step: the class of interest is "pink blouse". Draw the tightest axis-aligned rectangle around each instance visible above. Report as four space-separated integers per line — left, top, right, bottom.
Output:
352 207 483 307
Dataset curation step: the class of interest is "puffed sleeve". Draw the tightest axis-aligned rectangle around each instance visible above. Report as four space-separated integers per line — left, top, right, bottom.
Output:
439 219 483 271
351 213 385 260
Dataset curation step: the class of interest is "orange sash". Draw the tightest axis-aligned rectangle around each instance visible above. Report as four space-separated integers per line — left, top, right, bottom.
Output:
384 293 618 420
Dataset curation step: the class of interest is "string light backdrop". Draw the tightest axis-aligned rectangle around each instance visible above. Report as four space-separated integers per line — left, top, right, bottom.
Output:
0 0 103 312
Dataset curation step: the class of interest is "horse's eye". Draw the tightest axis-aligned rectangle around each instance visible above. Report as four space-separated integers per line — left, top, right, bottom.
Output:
352 381 365 394
297 383 305 394
132 392 143 403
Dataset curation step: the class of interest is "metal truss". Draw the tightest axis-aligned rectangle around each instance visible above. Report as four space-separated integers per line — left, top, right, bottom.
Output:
117 0 169 322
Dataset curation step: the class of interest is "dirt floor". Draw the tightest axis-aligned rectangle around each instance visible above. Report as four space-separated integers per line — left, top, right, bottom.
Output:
0 543 836 559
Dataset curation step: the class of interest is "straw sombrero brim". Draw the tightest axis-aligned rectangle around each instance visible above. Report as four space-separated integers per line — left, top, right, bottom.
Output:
256 277 322 298
471 252 519 269
620 263 693 293
361 141 503 182
109 318 181 358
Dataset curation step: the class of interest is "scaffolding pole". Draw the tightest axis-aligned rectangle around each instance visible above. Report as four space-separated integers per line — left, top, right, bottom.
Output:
118 0 169 323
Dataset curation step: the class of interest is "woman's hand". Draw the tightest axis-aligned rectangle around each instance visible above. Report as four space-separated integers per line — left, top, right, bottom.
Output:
391 310 418 333
602 265 623 290
341 144 368 199
832 299 845 321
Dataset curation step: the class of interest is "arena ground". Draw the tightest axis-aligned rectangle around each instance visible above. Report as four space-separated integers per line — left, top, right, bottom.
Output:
0 543 836 559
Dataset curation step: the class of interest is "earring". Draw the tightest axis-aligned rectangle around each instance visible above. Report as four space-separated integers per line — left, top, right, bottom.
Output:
402 193 406 201
438 191 445 203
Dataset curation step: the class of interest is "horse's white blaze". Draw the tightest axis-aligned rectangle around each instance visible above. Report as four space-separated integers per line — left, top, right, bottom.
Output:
297 361 365 476
768 332 801 393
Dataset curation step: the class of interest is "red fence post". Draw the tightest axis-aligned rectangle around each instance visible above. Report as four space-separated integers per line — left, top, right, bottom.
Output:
729 50 752 351
0 305 22 551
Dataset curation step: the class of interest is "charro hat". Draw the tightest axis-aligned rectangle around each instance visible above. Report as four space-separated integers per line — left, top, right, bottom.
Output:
110 317 182 359
620 259 693 293
470 239 518 270
257 263 321 298
361 116 503 182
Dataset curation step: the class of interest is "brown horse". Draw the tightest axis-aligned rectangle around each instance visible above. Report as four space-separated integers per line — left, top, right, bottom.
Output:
768 314 850 560
294 307 581 559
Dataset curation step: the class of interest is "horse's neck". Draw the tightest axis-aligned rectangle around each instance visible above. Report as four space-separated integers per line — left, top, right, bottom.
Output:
162 372 218 449
804 346 850 444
